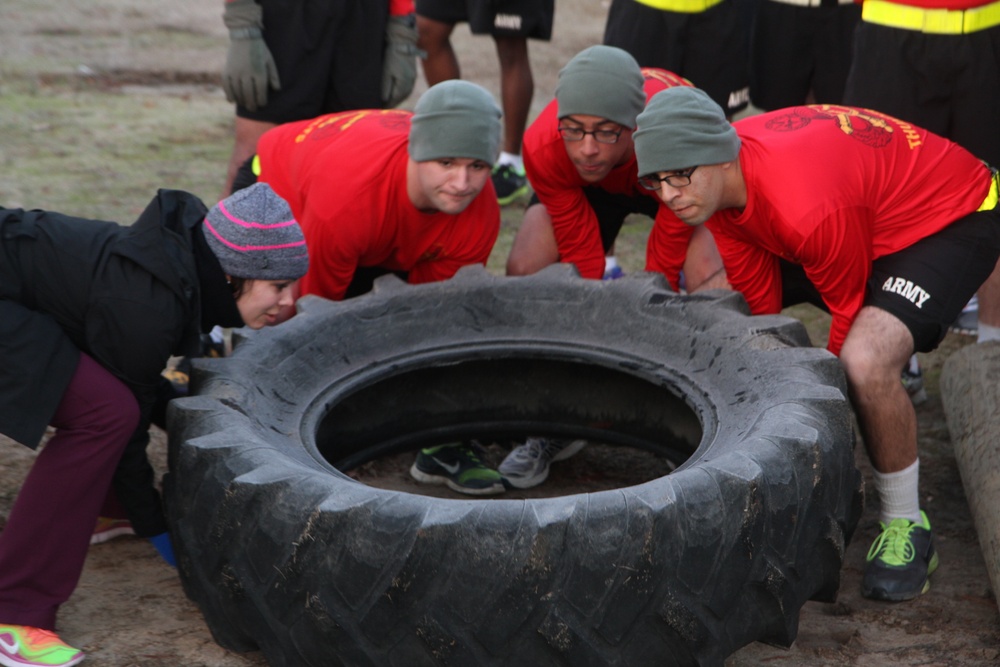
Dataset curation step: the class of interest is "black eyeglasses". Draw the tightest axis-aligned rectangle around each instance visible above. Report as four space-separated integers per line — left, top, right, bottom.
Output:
557 126 624 144
638 166 699 190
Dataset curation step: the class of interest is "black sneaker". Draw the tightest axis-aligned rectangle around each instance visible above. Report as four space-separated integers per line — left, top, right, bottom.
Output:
862 511 939 601
491 163 529 206
409 442 505 496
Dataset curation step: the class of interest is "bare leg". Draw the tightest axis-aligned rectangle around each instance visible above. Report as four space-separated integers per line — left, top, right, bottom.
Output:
223 117 277 198
682 225 727 292
506 203 559 275
839 306 917 474
976 256 1000 332
493 35 533 157
417 16 460 85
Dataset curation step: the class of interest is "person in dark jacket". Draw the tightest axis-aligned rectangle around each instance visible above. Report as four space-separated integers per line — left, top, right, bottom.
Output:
0 182 308 666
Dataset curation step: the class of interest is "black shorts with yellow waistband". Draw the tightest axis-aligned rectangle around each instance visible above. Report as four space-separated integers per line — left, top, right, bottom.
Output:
783 171 1000 353
603 0 750 115
416 0 555 39
843 0 1000 167
749 0 861 110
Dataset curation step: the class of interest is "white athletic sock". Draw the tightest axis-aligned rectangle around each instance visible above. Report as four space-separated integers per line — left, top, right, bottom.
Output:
871 459 922 525
497 151 523 172
978 322 1000 344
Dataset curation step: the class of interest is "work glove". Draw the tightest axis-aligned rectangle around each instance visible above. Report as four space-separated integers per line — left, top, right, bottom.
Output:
382 13 423 108
222 0 281 112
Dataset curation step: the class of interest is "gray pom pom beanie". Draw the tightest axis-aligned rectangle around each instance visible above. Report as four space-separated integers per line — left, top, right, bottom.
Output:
634 86 741 177
555 45 646 129
202 182 309 280
408 80 502 164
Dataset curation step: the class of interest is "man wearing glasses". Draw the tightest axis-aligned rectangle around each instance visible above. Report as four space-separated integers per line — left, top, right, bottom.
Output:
498 46 726 490
505 45 726 292
633 85 1000 603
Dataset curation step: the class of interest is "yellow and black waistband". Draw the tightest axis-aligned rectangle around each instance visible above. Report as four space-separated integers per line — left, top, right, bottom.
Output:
979 168 999 212
862 0 1000 33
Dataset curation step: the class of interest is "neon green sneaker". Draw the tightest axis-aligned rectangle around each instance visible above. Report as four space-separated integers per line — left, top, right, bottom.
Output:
491 163 529 206
409 442 505 496
0 625 84 666
862 510 939 601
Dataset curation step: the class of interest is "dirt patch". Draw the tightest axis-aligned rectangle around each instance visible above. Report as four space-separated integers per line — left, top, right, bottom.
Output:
1 0 998 665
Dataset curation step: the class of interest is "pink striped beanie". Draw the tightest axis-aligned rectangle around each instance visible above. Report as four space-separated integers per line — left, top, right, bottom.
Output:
202 183 308 280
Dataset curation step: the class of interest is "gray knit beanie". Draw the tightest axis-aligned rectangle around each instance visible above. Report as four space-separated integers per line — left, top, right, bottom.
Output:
408 80 502 164
634 87 741 176
202 182 309 280
555 45 646 129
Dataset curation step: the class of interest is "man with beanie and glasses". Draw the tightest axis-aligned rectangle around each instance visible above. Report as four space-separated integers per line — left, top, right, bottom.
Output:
632 86 1000 602
244 80 506 495
0 183 308 665
508 46 724 290
499 45 727 490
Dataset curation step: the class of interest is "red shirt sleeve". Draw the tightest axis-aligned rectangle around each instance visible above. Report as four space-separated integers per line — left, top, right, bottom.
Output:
708 222 784 316
795 207 876 355
644 207 695 291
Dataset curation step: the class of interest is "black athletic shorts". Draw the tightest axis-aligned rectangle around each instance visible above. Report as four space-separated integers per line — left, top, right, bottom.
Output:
416 0 555 39
603 0 750 115
530 188 660 252
843 21 1000 167
749 0 861 110
237 0 388 124
782 188 1000 353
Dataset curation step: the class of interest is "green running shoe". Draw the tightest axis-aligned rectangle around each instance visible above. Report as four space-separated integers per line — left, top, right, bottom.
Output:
409 442 505 496
0 625 84 667
862 510 939 601
491 163 529 206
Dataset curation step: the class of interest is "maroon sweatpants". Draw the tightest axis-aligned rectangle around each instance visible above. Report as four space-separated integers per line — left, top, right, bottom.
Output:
0 353 139 630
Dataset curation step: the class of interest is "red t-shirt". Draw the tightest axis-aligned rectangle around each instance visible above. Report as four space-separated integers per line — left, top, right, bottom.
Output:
255 109 500 301
522 68 695 286
705 105 991 355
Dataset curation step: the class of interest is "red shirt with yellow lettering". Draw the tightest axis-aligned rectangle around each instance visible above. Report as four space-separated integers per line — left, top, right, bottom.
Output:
701 105 991 354
523 68 695 286
255 109 500 301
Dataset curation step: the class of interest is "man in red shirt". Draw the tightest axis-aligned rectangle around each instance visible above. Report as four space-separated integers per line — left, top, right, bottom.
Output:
253 80 501 302
252 79 507 495
634 86 1000 602
499 46 726 490
507 45 724 292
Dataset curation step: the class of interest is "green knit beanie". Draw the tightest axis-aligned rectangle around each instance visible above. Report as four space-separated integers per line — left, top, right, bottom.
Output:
408 80 502 165
634 87 741 176
555 45 646 129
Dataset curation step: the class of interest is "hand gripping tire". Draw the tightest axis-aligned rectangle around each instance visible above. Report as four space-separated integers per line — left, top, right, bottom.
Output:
164 265 863 667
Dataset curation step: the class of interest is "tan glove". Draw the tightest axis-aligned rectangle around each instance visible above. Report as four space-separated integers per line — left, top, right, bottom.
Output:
222 0 281 112
382 14 423 108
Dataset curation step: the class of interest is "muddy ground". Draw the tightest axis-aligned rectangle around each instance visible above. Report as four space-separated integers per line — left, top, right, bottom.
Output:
1 0 998 665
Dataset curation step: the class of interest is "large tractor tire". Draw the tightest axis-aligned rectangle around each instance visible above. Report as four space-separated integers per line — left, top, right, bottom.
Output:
165 265 863 667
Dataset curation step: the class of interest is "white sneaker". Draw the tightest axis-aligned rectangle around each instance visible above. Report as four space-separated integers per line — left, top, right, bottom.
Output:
498 437 587 489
